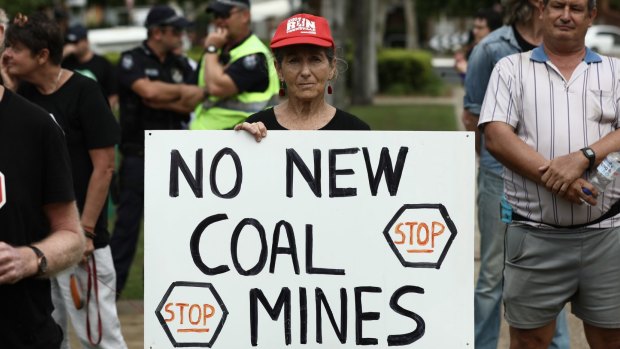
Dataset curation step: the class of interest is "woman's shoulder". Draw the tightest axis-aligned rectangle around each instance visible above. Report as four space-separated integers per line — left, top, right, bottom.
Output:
329 109 371 130
246 107 276 123
246 107 288 130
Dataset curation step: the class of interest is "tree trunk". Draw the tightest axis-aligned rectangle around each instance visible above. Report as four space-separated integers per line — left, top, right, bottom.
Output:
351 0 377 105
321 0 348 109
404 0 418 49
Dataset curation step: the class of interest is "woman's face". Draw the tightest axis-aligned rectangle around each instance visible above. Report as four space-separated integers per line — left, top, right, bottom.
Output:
2 41 39 78
277 45 335 102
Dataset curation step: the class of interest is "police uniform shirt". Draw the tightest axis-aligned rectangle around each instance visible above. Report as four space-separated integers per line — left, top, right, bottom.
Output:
117 41 194 150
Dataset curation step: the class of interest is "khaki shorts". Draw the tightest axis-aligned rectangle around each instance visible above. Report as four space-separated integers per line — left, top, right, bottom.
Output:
503 223 620 329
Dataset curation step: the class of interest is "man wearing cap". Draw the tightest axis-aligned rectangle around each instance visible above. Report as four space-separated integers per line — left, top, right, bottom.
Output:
111 5 205 296
63 24 118 110
190 0 279 130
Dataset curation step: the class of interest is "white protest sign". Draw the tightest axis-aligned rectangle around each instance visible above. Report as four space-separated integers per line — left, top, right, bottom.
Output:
144 130 475 348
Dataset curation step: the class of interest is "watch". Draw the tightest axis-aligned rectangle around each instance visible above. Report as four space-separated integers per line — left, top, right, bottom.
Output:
580 147 596 171
205 45 218 54
28 245 48 277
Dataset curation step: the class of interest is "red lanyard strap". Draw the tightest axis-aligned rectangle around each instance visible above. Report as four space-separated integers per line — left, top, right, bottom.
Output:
85 255 103 346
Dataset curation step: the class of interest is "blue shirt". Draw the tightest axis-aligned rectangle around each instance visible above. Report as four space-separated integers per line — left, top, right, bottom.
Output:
464 25 521 174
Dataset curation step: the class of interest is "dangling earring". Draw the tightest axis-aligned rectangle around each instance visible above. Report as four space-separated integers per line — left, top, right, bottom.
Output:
279 80 286 97
327 83 333 95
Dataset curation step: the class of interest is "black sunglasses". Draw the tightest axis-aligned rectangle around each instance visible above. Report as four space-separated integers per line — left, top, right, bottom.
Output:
213 8 242 19
160 25 183 35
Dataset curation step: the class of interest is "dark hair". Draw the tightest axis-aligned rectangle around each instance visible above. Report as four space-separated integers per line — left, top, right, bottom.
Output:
6 12 64 65
475 8 503 32
542 0 596 13
272 44 335 66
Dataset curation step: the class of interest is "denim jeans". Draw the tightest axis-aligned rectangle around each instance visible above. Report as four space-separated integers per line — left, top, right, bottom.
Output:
475 167 570 348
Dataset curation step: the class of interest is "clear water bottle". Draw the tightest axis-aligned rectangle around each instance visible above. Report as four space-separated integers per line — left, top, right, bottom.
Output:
588 152 620 194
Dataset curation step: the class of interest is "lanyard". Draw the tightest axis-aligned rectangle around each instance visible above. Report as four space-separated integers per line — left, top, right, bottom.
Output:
85 254 103 346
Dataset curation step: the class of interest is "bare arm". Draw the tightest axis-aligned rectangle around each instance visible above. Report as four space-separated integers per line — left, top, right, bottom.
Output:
485 121 596 205
80 147 115 258
538 129 620 195
202 28 239 98
131 78 185 103
0 201 84 284
203 54 238 97
484 121 549 183
143 85 205 114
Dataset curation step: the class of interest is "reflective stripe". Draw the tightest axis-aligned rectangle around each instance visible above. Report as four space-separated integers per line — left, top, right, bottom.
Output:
203 96 279 113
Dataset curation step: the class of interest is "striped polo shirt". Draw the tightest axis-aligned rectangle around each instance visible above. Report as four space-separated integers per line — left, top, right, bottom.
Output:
479 46 620 228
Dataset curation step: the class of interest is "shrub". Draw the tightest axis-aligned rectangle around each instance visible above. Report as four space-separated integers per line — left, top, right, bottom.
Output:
346 48 443 96
376 49 443 96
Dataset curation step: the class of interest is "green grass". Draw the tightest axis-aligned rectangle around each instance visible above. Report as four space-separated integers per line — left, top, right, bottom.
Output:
117 102 456 299
349 104 458 131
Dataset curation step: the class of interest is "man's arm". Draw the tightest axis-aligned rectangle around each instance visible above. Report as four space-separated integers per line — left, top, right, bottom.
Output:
143 84 206 113
132 79 205 107
202 27 239 98
484 121 549 183
80 146 115 258
0 201 83 284
540 128 620 194
485 122 596 205
202 54 238 97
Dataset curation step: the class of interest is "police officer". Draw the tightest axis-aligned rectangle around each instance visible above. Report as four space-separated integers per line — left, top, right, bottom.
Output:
111 5 204 296
190 0 279 130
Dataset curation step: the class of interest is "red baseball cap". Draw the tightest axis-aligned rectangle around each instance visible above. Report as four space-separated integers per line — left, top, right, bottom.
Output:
270 13 334 49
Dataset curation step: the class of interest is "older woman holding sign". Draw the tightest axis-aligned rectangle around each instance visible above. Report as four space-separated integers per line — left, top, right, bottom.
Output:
235 13 369 140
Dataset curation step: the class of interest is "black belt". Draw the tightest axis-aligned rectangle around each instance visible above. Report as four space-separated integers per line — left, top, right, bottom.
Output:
512 199 620 229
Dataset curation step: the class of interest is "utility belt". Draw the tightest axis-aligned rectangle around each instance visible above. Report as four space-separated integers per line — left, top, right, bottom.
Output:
501 196 620 229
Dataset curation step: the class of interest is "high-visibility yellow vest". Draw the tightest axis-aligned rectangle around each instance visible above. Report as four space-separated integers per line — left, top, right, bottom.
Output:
190 34 279 130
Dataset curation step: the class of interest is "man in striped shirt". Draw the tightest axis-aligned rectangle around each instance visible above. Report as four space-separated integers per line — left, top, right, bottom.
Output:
479 0 620 347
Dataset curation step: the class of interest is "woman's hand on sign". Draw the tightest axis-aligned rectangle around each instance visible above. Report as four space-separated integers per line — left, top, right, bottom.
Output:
234 121 267 143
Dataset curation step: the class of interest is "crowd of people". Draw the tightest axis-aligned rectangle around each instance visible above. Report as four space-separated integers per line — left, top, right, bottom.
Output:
0 0 366 347
0 0 619 348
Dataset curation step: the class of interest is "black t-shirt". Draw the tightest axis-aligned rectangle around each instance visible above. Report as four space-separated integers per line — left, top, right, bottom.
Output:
195 33 270 93
0 88 74 348
19 73 120 248
118 42 194 152
63 53 118 99
246 107 371 130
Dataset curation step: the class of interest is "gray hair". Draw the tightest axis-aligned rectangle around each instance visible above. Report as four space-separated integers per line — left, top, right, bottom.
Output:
542 0 596 13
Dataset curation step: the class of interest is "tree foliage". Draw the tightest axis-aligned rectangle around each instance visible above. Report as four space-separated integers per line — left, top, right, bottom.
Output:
0 0 51 17
416 0 498 17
